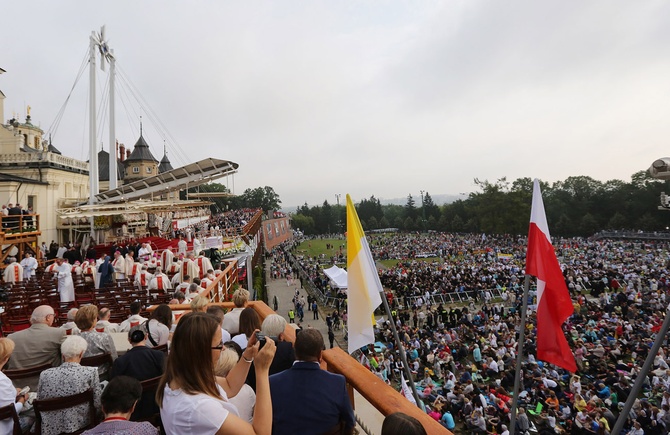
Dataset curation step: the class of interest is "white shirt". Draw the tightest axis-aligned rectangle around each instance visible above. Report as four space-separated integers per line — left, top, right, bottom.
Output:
118 315 148 332
161 384 238 434
0 372 23 434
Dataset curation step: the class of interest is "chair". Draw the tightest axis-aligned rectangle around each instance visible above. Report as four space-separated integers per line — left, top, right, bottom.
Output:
0 403 22 435
527 402 544 416
33 389 98 434
153 343 168 354
80 353 113 369
7 318 31 333
134 375 162 423
3 362 52 383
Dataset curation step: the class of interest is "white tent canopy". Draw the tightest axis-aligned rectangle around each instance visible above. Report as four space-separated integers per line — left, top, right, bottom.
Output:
323 265 348 289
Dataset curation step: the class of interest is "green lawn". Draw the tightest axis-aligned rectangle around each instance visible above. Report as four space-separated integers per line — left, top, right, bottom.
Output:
296 239 346 258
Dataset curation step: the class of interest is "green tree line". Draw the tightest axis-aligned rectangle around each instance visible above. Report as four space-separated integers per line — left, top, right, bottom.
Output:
292 171 670 237
182 185 281 213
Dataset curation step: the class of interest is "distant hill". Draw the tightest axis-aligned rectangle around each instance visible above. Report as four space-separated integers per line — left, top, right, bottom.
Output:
282 193 466 212
378 194 465 206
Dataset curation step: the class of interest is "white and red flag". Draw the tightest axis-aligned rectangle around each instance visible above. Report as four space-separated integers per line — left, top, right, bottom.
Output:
526 179 577 372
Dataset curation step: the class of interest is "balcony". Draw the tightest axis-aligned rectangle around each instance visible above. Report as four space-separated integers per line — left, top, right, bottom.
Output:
149 264 449 434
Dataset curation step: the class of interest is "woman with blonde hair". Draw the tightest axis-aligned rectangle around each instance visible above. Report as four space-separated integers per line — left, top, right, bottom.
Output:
157 311 276 434
75 304 117 378
0 338 32 433
190 295 210 313
215 348 256 423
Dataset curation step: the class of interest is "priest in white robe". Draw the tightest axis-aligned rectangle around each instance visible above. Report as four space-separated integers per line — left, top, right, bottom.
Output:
19 252 37 279
3 257 23 284
54 258 75 302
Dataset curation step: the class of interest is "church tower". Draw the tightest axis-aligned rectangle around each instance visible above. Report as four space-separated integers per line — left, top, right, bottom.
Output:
123 133 158 183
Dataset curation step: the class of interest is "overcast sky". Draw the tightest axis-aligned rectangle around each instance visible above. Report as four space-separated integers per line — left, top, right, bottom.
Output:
2 1 670 208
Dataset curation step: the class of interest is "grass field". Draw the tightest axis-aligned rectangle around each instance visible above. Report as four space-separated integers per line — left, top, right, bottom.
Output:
296 240 444 270
296 238 346 258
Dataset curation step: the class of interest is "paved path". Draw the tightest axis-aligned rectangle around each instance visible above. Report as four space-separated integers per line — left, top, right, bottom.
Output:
264 259 346 350
264 259 389 434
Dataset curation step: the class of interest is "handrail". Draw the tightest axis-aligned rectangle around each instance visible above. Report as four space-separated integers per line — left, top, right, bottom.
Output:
149 300 449 434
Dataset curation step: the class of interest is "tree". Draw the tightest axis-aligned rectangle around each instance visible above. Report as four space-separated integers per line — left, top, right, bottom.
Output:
607 212 627 229
579 213 599 236
404 217 416 231
291 214 315 235
452 215 464 232
422 192 440 219
357 196 383 223
240 186 281 211
405 194 418 220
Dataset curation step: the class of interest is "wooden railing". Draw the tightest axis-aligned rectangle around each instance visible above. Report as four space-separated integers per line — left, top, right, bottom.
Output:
150 300 449 434
0 214 40 239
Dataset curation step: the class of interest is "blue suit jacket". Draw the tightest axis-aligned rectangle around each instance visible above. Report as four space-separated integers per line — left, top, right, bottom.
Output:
270 361 355 435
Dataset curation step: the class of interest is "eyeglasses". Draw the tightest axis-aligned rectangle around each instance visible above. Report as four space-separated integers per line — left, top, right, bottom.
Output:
211 341 224 351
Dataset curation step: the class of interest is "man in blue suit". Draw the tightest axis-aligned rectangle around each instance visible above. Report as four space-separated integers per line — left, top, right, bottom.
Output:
270 328 355 435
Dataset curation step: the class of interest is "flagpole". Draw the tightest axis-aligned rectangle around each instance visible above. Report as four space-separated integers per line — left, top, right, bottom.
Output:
509 274 531 435
379 291 422 406
611 304 670 435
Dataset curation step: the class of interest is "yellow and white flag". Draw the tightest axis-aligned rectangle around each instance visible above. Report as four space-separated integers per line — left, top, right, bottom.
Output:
400 372 417 405
346 194 383 353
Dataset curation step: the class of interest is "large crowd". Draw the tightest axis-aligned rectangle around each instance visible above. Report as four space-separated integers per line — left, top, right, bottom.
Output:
280 233 670 434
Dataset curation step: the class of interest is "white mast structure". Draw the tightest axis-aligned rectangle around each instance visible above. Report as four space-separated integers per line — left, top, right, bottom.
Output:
88 26 116 236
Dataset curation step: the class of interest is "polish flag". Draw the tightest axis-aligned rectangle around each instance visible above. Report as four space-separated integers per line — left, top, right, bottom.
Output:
526 179 576 372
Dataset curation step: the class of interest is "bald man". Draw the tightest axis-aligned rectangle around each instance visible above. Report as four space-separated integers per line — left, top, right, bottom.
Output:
7 305 66 390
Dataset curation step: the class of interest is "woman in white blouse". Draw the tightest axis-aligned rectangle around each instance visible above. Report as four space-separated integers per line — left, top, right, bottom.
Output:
215 348 256 423
0 338 32 433
143 304 172 348
157 312 276 434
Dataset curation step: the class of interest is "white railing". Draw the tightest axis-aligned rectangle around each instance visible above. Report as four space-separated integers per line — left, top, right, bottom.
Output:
0 152 88 172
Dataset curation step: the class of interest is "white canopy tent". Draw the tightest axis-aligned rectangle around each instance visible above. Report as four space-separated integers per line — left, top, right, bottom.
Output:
323 265 348 290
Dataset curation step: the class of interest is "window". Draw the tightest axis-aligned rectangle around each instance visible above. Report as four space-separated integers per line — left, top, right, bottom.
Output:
146 167 152 174
132 167 140 174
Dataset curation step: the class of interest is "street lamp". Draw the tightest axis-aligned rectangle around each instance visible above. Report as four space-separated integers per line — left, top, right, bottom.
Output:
419 190 426 231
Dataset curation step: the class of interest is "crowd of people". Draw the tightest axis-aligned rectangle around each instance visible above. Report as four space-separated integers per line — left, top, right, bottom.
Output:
0 203 35 232
0 286 356 434
275 233 670 434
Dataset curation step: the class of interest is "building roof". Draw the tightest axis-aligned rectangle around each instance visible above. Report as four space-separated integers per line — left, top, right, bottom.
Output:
47 144 62 155
95 158 238 204
97 149 126 181
0 172 49 185
158 151 173 174
125 135 158 163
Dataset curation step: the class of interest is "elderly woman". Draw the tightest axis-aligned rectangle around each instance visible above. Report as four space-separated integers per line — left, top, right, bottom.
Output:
0 338 32 433
215 348 256 423
75 304 118 379
37 336 102 435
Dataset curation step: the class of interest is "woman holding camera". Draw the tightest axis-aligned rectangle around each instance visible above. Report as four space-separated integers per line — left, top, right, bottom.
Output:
157 312 275 435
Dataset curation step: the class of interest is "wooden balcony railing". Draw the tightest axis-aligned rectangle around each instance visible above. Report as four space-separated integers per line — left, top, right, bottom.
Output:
149 299 450 434
0 214 41 242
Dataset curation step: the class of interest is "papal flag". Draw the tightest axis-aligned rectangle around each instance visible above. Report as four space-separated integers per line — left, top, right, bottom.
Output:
400 372 417 405
346 194 383 353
